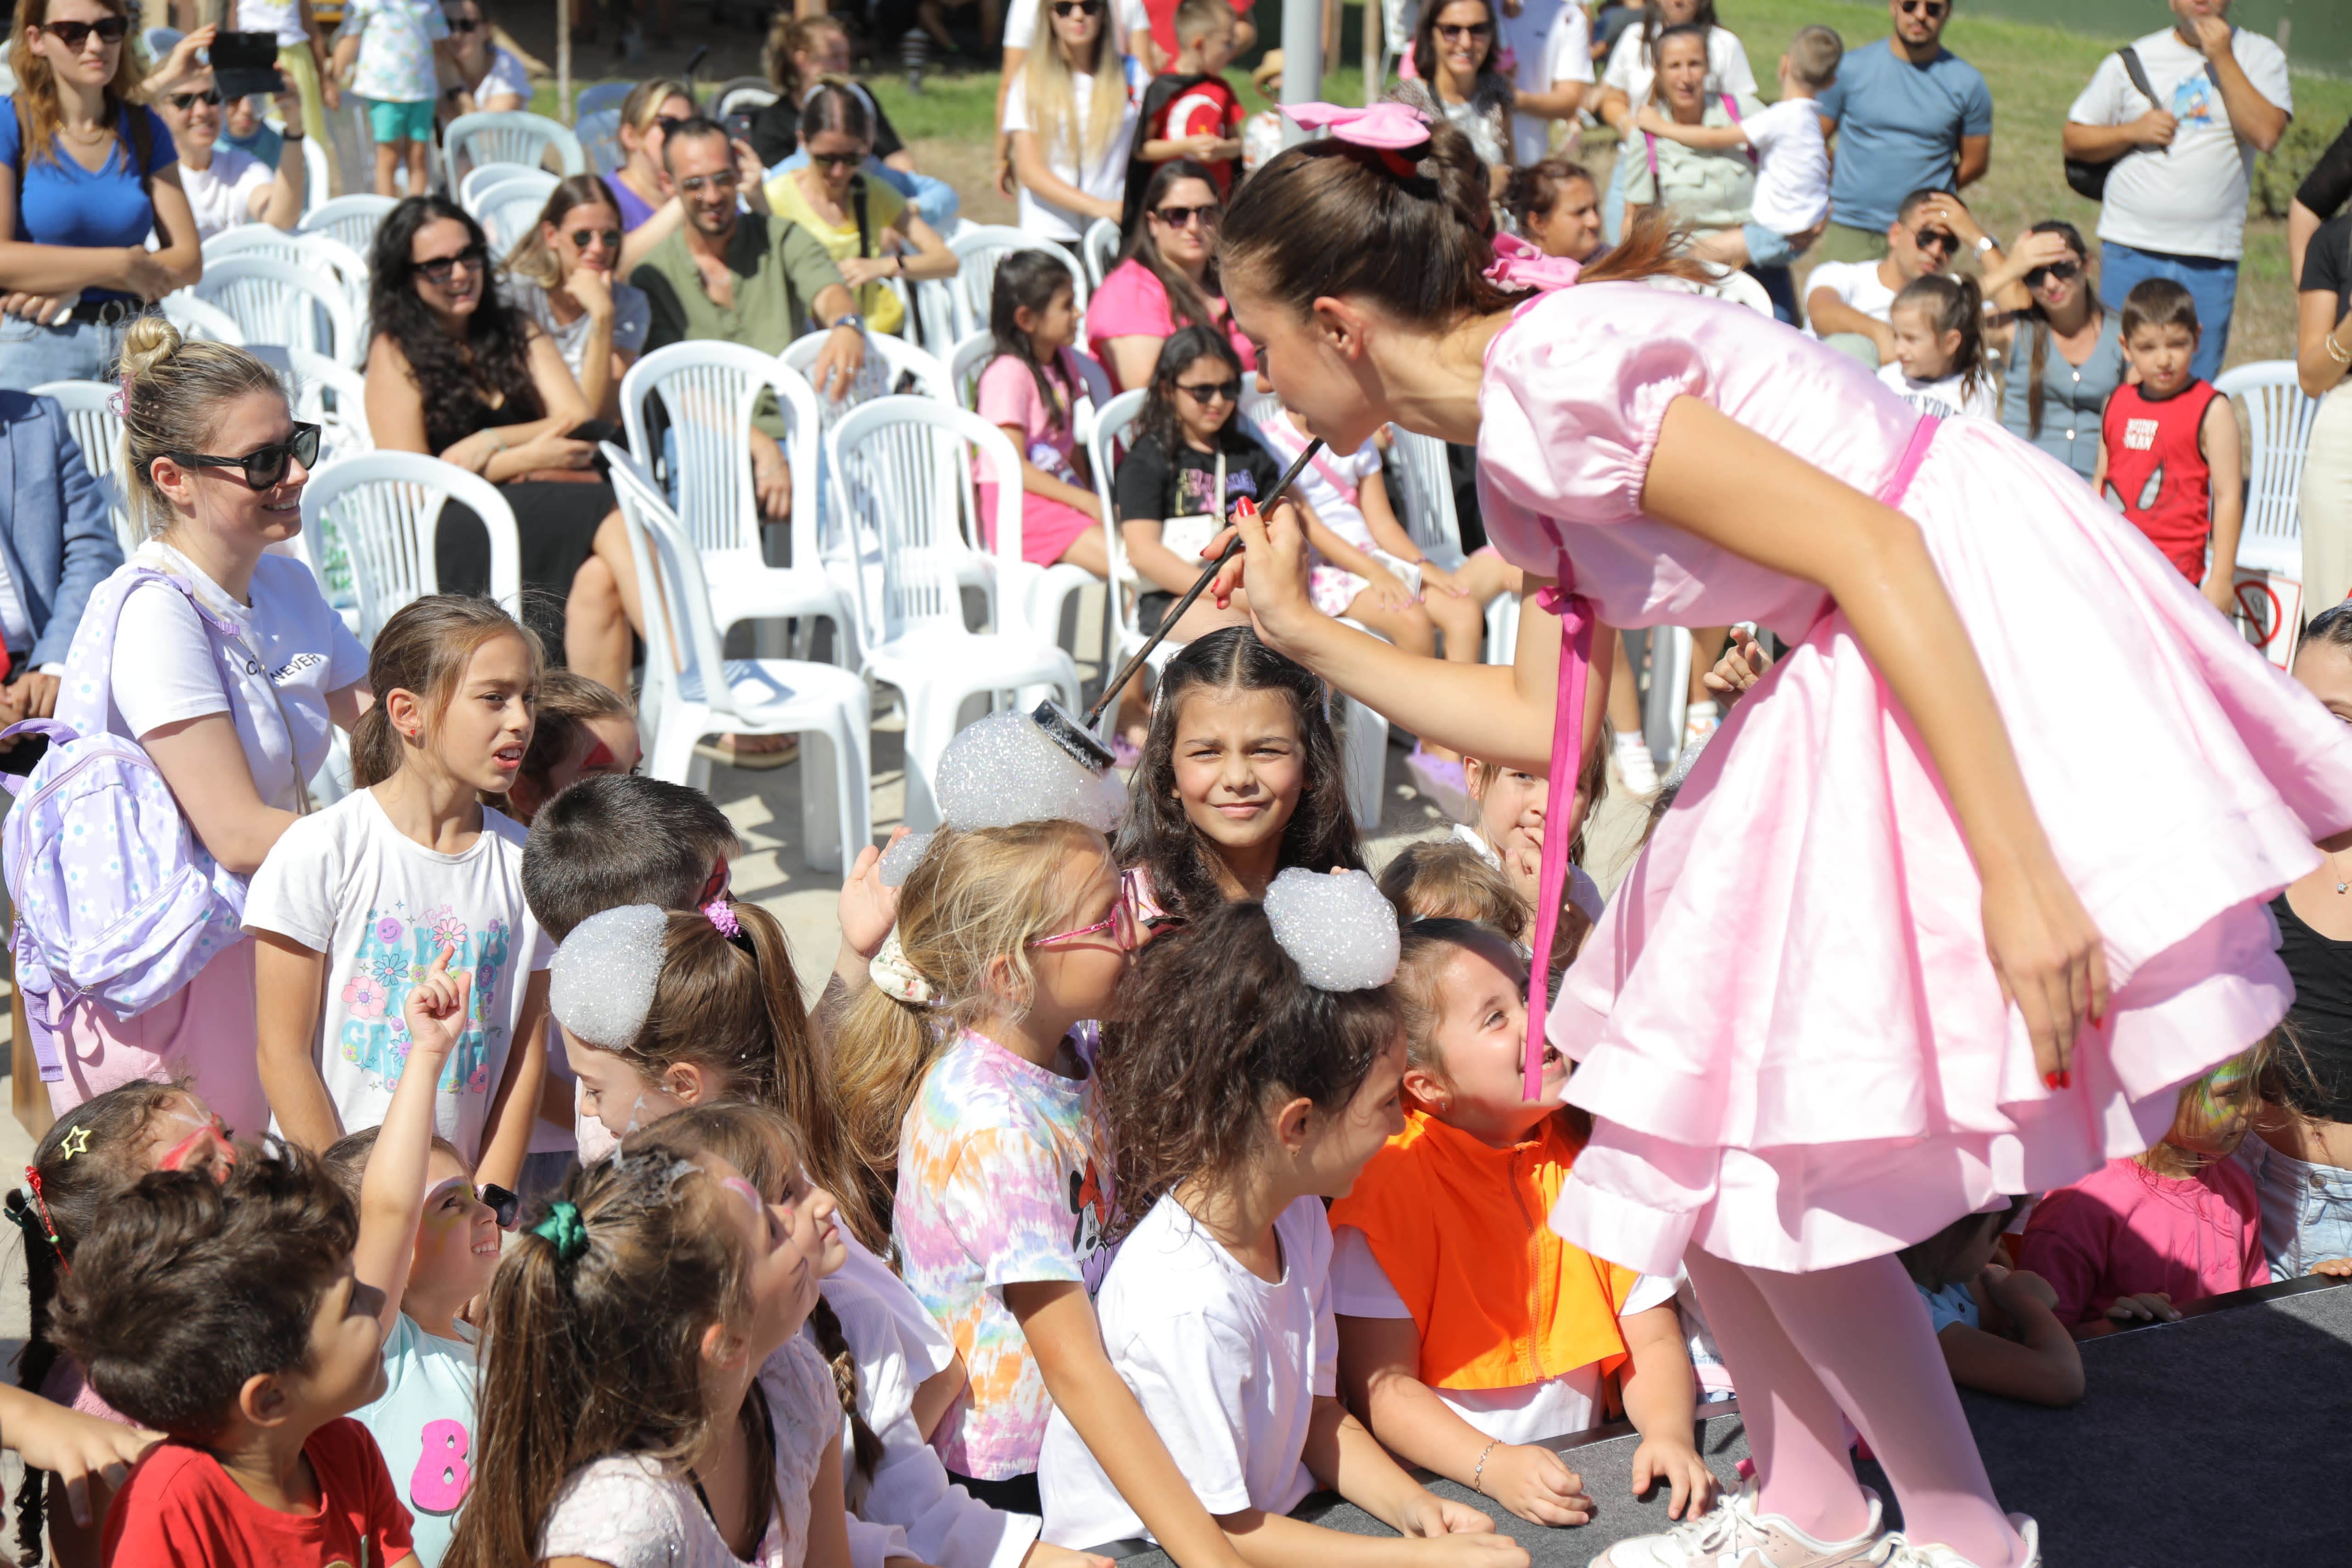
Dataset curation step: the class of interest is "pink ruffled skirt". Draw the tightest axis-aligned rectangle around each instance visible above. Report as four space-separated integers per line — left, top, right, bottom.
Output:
1551 418 2352 1275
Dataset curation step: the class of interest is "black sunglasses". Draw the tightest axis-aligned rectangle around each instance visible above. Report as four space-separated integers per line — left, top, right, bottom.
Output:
169 88 224 109
480 1183 520 1230
809 150 862 169
1177 378 1241 403
1051 0 1103 16
1913 227 1959 254
655 112 689 134
415 244 487 283
41 16 130 47
2024 259 2081 287
1436 21 1491 39
447 15 480 29
1152 201 1221 228
567 226 622 251
163 423 322 491
1898 0 1948 15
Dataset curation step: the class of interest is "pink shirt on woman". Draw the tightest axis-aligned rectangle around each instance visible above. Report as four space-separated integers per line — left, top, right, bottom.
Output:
1085 260 1256 391
2014 1154 2268 1326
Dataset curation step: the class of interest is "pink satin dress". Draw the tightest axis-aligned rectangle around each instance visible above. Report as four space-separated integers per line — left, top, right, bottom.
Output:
1476 282 2352 1276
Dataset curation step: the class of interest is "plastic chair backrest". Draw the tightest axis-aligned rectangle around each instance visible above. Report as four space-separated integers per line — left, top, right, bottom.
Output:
459 161 538 212
782 330 954 407
574 82 634 120
194 255 362 367
473 173 562 254
602 443 734 725
157 291 247 345
1088 388 1146 644
947 328 995 413
298 134 331 217
2215 361 2322 574
300 193 398 256
715 83 780 118
204 227 368 315
300 451 520 641
28 380 138 557
907 277 963 353
618 341 822 570
1081 217 1121 289
827 396 1022 646
444 112 587 181
1384 425 1464 563
575 109 624 176
947 225 1089 344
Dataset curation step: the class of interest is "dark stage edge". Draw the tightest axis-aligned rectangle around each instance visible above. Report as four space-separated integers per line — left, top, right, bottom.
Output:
1094 1273 2352 1567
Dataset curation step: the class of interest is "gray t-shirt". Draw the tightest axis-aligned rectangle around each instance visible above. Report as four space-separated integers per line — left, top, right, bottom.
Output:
504 275 650 385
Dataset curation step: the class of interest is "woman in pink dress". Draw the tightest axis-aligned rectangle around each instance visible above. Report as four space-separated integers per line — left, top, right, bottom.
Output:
1207 104 2352 1568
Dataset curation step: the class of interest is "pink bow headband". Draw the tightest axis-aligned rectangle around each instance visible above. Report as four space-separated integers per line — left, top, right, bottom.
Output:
1283 100 1432 178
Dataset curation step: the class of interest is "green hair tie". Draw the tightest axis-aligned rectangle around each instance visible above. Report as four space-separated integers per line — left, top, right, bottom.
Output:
531 1200 589 1264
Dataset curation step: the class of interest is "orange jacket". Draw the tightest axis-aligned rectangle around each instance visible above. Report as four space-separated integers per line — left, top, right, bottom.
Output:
1330 1109 1638 1391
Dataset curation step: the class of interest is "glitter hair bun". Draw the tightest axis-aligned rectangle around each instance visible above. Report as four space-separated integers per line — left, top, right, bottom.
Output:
550 904 668 1047
877 829 934 888
1262 867 1399 991
933 712 1125 835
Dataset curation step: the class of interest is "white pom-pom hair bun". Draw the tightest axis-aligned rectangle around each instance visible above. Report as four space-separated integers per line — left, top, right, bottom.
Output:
1262 868 1399 992
550 903 669 1048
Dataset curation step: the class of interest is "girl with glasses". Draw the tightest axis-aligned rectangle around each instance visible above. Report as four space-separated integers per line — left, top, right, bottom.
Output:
1088 158 1255 394
1005 0 1147 245
759 81 958 340
0 0 202 390
606 75 696 235
1409 0 1513 194
503 173 651 424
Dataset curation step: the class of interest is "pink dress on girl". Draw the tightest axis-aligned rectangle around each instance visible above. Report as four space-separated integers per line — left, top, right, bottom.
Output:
1476 279 2352 1278
975 347 1114 568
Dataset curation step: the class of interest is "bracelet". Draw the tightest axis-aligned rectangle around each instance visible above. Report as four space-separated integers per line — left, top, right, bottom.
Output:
1470 1439 1498 1497
2328 331 2351 367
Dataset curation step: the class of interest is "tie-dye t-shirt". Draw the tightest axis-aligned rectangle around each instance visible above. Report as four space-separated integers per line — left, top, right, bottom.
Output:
893 1025 1115 1481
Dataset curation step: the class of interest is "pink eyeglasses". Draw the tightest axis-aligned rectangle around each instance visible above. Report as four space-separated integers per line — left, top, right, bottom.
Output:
1030 868 1145 952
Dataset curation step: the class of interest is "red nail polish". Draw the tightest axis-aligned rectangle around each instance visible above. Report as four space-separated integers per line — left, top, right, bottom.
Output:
2044 1071 2061 1090
2059 1070 2073 1089
1235 497 1258 520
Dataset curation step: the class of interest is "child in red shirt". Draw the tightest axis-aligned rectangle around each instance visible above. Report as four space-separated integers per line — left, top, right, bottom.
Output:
2095 277 2245 617
51 1141 416 1568
1125 0 1244 230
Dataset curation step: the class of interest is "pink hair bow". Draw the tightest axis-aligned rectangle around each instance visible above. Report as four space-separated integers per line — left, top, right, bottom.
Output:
1484 231 1583 294
1283 100 1432 176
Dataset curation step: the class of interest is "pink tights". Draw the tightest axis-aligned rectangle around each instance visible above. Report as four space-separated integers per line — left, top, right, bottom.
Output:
1682 1247 2028 1568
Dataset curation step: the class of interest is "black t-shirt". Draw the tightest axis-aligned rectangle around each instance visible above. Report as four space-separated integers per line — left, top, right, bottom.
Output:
1113 430 1283 629
2301 213 2352 326
746 89 907 170
2272 892 2352 1123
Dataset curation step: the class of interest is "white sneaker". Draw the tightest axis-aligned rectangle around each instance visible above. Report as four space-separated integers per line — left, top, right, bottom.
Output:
1613 728 1661 794
1681 699 1721 756
1878 1516 2040 1568
1590 1481 1889 1568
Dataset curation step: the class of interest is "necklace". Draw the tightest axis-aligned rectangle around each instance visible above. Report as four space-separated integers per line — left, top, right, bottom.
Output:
2330 845 2349 894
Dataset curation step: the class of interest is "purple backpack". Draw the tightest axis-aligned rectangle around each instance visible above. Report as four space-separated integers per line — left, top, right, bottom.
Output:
3 569 281 1081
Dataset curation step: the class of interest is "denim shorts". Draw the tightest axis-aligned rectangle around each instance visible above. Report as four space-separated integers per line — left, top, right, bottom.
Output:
1742 222 1798 269
0 311 131 393
2234 1135 2352 1279
365 96 436 144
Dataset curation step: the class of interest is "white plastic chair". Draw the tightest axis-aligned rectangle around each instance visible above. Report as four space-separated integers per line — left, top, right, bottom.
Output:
204 227 370 325
459 160 538 214
826 396 1083 830
575 109 624 176
1080 217 1121 290
783 330 954 408
947 225 1089 343
1379 424 1521 664
30 380 138 557
605 445 873 871
904 277 962 357
715 83 779 118
301 193 398 257
289 133 332 218
471 172 561 255
1087 388 1156 724
444 111 586 183
574 82 634 120
2216 360 2323 580
947 328 995 413
300 452 521 642
194 254 363 368
618 342 857 663
158 291 247 345
286 347 373 453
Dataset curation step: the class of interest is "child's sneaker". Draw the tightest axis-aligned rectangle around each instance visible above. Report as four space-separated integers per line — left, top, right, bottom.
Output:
1681 699 1721 756
1613 728 1660 795
1879 1517 2039 1568
1590 1481 1888 1568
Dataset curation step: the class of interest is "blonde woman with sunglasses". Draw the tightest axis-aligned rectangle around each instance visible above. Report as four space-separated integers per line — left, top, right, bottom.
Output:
504 173 650 424
1005 0 1148 244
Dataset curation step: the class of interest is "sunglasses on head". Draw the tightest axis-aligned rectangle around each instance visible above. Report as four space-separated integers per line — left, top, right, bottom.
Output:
1051 0 1103 16
169 87 223 109
2024 259 2081 287
1152 201 1221 229
1436 21 1491 40
415 244 487 283
568 226 622 252
162 423 321 491
1897 0 1948 15
40 15 129 48
1912 226 1959 255
1177 377 1242 404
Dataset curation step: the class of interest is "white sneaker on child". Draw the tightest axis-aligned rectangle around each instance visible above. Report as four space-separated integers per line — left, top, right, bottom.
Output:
1681 699 1721 756
1877 1516 2040 1568
1612 728 1661 795
1590 1480 1889 1568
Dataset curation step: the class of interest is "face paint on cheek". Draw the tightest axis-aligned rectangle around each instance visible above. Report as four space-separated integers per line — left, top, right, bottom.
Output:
579 738 616 770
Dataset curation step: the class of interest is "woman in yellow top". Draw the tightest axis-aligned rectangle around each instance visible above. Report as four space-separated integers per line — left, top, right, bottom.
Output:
763 80 957 338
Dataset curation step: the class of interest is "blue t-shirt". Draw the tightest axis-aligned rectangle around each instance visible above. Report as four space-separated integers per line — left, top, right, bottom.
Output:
1919 1278 1982 1336
1817 40 1992 234
353 1313 478 1568
219 119 286 170
0 98 177 300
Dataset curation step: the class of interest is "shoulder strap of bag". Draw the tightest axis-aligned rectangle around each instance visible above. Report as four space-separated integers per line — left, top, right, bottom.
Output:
131 571 315 816
2118 45 2160 108
850 171 871 259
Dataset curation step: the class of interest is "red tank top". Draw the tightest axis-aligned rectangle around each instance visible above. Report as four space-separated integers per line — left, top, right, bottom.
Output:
2101 379 2222 584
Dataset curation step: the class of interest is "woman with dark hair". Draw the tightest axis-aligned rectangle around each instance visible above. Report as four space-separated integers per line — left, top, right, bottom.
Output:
1984 220 2120 483
501 173 648 424
1205 104 2352 1568
1086 158 1251 393
1504 158 1606 264
1592 0 1753 245
1411 0 1514 194
362 195 643 693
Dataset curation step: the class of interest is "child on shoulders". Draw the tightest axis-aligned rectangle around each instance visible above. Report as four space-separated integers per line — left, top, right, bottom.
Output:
2095 277 2244 617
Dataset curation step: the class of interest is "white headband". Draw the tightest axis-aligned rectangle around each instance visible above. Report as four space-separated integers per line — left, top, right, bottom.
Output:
550 904 668 1048
1263 868 1399 991
934 712 1126 836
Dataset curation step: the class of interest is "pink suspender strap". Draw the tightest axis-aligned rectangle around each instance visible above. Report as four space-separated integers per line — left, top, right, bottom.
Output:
1883 415 1941 506
1524 556 1594 1101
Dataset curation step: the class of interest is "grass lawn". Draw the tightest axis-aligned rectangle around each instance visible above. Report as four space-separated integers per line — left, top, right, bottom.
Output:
550 0 2350 364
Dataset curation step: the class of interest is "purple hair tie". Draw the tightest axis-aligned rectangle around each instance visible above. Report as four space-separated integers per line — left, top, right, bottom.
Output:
704 900 741 939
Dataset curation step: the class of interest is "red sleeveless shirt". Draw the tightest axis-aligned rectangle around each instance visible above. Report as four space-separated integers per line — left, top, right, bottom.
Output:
2100 379 2223 584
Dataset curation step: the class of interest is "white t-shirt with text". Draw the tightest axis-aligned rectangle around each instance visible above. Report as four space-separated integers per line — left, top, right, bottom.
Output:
243 789 554 1159
1877 361 2000 422
1740 95 1830 234
1002 60 1146 241
1040 1194 1332 1548
2064 26 2291 261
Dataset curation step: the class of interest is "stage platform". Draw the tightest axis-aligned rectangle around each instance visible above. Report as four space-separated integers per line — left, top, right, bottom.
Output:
1099 1273 2352 1567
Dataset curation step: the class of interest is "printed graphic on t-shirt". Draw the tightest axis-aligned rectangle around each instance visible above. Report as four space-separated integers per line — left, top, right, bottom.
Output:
1071 1158 1112 1292
410 1418 471 1513
2168 72 2215 129
1173 462 1260 518
335 904 513 1098
2124 418 2159 452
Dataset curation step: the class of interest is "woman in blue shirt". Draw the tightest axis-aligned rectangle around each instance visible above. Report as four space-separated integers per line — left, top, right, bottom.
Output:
1989 220 2124 484
0 0 204 391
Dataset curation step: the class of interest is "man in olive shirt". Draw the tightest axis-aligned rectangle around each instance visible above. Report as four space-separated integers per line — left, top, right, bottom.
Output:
632 116 867 517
